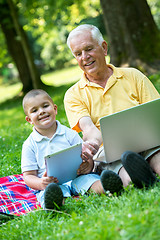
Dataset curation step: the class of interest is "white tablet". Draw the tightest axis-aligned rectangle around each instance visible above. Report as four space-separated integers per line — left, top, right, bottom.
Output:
45 143 82 185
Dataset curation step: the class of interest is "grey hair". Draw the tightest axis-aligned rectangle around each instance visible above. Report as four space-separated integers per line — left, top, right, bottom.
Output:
67 24 104 50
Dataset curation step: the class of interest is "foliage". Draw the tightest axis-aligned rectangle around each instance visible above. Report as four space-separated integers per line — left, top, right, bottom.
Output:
17 0 102 71
148 71 160 91
148 0 160 29
0 0 160 84
0 32 11 70
0 0 102 78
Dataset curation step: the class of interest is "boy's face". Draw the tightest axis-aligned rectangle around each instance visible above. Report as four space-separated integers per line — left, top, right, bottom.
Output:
25 94 57 132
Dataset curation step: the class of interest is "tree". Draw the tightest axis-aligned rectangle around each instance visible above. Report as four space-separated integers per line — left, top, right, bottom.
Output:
100 0 160 73
0 0 102 89
18 0 103 71
0 0 44 93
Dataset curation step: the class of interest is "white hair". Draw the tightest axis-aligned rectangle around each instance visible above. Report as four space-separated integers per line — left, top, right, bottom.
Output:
67 24 104 50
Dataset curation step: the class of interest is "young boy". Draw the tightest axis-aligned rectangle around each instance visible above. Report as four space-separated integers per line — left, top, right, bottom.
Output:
21 89 123 210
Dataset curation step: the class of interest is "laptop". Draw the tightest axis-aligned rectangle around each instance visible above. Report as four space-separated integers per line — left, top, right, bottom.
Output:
45 143 82 185
100 98 160 163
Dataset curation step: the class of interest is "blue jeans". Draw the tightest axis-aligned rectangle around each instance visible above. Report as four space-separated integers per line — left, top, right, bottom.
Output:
36 173 100 209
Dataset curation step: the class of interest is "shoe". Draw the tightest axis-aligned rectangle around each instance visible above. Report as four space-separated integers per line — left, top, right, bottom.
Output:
44 183 63 210
100 170 123 194
121 151 157 188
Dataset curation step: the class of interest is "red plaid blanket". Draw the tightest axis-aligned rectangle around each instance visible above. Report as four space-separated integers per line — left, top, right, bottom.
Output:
0 174 41 216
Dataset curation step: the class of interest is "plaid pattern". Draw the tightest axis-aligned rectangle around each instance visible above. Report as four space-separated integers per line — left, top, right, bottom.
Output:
0 174 41 216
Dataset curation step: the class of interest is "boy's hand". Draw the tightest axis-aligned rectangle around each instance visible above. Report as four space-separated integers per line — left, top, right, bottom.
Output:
40 171 58 190
23 170 59 191
77 158 94 175
82 141 99 161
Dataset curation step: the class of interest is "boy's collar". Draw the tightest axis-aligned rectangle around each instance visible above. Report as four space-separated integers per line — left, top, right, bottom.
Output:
32 120 65 142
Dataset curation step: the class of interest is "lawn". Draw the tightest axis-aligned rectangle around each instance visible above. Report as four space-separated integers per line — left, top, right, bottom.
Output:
0 67 160 239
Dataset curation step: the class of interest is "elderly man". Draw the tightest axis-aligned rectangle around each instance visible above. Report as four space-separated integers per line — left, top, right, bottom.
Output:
64 24 160 191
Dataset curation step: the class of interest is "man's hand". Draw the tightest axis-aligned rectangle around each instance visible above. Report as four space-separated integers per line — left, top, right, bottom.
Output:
82 141 99 161
79 117 102 161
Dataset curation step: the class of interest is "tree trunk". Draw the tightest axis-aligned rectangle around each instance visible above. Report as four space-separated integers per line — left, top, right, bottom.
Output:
0 0 45 93
100 0 160 73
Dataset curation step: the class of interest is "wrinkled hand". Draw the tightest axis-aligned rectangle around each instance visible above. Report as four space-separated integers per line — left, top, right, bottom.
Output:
77 158 94 175
40 171 58 190
82 141 99 161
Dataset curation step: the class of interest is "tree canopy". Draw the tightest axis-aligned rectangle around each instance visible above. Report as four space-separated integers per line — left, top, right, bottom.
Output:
0 0 160 92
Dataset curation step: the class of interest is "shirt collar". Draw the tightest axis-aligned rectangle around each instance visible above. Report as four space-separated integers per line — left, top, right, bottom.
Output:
79 64 123 89
108 64 123 79
32 120 65 142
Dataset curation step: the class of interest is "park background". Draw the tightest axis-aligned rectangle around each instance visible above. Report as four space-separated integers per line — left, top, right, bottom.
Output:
0 0 160 239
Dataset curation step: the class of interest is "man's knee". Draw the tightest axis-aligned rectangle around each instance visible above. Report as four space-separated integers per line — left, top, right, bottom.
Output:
118 167 131 187
148 150 160 175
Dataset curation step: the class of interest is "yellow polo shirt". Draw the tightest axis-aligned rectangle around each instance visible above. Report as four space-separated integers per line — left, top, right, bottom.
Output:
64 64 160 132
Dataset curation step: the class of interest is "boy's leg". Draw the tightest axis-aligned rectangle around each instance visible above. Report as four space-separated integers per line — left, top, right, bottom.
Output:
100 170 123 194
94 155 129 188
89 179 104 194
36 183 71 210
90 173 124 195
71 172 123 195
44 183 63 210
71 173 101 196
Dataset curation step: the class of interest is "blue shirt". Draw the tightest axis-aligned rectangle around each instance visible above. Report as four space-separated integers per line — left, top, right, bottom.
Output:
21 121 83 177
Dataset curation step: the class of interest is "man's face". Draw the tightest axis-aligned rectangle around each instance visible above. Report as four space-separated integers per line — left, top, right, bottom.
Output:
70 31 107 78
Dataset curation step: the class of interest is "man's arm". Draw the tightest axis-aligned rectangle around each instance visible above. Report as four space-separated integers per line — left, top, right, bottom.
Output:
79 116 102 145
79 116 102 160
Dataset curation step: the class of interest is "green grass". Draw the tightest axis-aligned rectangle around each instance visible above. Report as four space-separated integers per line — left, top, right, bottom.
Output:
1 188 160 239
0 82 22 104
41 65 82 87
0 67 160 239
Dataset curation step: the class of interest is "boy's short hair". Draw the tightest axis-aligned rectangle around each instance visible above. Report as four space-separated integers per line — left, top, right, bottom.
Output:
23 89 54 115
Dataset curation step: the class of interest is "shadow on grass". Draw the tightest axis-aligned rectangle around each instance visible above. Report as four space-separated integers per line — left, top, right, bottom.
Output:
0 212 17 225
